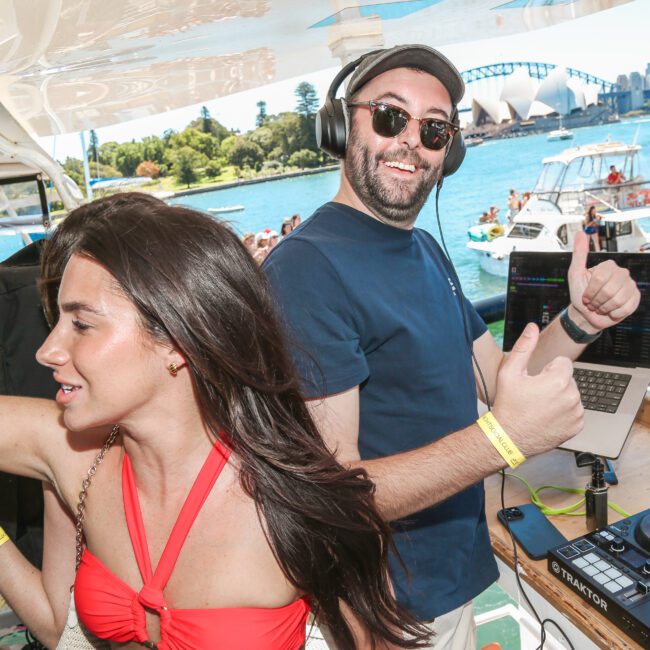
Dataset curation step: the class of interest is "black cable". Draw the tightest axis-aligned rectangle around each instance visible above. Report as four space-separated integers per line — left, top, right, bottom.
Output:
433 182 575 650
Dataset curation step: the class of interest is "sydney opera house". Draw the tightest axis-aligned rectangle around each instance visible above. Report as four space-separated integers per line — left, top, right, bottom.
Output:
466 67 612 136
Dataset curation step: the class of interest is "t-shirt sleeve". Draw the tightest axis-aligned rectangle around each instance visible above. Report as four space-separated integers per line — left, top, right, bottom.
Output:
464 295 488 341
263 239 369 398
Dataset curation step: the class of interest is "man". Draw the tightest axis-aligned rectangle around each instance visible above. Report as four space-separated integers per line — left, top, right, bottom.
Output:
607 164 625 185
264 45 639 648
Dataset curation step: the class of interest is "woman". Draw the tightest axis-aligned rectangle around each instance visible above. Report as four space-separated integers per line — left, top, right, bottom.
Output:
583 205 601 251
0 193 428 649
279 218 293 239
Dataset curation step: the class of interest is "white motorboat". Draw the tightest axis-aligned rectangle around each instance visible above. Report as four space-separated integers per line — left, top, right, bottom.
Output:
547 127 574 141
208 205 245 214
467 140 650 276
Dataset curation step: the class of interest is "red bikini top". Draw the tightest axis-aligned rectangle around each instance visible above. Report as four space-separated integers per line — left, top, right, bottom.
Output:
74 439 310 649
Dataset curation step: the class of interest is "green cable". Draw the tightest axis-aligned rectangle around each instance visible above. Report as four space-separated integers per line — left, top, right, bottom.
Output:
505 473 631 519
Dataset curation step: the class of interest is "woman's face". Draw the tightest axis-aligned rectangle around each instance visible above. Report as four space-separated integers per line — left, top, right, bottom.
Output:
37 254 170 431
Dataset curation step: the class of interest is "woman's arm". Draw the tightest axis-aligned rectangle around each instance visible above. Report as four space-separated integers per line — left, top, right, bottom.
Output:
0 484 76 649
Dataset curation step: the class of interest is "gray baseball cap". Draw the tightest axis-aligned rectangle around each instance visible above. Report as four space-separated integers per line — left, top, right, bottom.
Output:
345 44 464 105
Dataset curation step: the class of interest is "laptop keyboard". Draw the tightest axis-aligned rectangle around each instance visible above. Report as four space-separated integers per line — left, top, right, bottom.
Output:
573 368 632 413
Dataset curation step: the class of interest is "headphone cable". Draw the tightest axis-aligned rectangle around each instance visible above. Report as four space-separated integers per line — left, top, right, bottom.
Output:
433 182 575 650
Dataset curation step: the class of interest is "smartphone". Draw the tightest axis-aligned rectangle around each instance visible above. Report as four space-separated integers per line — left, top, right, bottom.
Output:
497 504 568 560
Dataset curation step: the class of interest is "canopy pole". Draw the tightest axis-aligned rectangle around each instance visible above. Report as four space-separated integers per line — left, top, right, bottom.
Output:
79 131 93 201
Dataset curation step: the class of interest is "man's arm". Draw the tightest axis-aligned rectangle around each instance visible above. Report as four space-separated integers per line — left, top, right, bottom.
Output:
308 322 583 521
473 230 641 401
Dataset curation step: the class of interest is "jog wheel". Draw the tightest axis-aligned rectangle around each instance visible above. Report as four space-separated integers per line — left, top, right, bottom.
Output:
634 514 650 552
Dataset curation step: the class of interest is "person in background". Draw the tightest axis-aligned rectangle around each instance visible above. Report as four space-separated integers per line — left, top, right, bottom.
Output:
583 205 601 251
290 213 302 229
487 206 500 223
607 164 625 185
253 230 270 264
0 193 429 650
506 188 520 223
242 231 256 254
521 191 532 209
280 218 293 239
267 229 279 250
264 44 640 648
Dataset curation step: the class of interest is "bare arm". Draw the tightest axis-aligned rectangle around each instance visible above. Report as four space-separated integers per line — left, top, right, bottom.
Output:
0 485 74 648
0 396 66 482
309 320 589 522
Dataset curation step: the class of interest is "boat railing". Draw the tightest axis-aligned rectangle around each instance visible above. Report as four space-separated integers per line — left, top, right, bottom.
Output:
536 179 650 216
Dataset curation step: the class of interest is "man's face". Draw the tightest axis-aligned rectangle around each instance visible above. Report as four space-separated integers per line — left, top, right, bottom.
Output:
344 67 453 227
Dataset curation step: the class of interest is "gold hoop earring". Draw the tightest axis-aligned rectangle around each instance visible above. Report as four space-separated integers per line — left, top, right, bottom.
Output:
168 362 178 377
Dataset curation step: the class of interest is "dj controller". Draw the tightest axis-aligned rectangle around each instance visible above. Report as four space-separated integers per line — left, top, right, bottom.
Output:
548 509 650 647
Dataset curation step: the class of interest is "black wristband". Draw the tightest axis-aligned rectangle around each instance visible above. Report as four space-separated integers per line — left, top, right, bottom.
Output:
559 307 602 344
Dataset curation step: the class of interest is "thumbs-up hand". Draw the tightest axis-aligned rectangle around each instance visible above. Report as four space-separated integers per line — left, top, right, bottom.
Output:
568 231 640 332
492 323 584 457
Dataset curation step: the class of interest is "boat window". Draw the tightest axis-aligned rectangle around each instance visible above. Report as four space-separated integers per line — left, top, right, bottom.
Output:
508 223 544 239
563 157 596 189
615 221 632 236
557 225 568 245
534 162 564 192
0 179 45 222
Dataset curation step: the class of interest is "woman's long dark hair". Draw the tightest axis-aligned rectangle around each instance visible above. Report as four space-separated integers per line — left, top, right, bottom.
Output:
41 193 430 649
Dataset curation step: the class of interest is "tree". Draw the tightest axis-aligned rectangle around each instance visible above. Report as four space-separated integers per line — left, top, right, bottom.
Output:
88 130 100 175
248 126 274 154
200 106 211 133
227 138 264 171
171 146 206 188
256 100 268 128
205 160 222 178
141 136 166 166
267 112 303 158
135 160 161 179
294 82 319 117
98 141 119 167
169 128 219 161
113 141 144 177
288 149 320 169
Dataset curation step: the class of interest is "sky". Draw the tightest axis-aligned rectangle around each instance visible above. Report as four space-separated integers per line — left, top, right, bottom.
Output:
37 0 650 163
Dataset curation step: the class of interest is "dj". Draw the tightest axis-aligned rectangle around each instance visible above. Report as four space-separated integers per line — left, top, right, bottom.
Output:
263 45 641 647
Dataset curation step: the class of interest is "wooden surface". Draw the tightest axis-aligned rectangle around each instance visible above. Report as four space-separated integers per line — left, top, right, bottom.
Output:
485 396 650 650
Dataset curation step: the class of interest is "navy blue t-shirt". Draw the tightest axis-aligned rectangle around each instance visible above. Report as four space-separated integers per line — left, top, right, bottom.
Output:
264 202 498 619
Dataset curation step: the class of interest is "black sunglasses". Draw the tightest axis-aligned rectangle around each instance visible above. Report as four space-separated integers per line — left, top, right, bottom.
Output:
347 100 458 151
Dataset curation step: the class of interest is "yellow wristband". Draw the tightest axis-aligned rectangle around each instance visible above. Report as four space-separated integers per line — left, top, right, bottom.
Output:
477 412 526 469
0 527 9 548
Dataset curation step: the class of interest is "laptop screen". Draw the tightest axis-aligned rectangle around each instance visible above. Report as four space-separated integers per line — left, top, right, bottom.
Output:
503 252 650 368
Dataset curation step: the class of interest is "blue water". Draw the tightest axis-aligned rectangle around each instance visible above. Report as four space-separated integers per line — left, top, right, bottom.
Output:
170 118 650 301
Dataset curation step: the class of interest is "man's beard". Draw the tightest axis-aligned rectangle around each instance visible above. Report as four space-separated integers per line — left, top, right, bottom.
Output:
344 128 443 226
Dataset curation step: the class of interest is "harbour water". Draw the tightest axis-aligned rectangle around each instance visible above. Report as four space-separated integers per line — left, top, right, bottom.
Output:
170 118 650 302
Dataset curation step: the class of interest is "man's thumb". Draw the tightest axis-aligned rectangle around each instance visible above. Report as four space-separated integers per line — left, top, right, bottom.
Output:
504 323 539 374
569 230 590 276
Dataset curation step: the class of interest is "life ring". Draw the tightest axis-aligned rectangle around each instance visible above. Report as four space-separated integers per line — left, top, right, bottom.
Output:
487 224 505 241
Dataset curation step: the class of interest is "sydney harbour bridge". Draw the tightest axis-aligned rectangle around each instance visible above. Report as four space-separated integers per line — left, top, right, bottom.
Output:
456 61 616 114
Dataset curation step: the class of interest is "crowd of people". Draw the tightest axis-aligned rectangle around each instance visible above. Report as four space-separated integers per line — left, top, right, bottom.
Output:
0 44 642 650
242 213 302 264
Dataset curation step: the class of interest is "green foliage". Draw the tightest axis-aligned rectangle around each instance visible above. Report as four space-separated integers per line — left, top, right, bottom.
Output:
188 107 230 142
114 141 145 176
205 160 222 178
169 128 219 161
171 146 205 188
226 137 265 171
88 130 99 164
288 149 320 169
267 112 303 159
247 126 274 154
256 100 268 128
141 136 166 166
62 157 84 188
294 81 319 117
98 141 119 166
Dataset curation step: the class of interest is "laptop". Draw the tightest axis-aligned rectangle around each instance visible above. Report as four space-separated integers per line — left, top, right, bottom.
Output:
503 252 650 459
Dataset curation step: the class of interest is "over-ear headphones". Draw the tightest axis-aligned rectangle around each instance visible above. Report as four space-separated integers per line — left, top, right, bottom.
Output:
316 53 466 177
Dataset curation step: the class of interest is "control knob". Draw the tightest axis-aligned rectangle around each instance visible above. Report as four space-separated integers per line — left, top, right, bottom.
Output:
643 560 650 576
610 536 625 555
634 514 650 552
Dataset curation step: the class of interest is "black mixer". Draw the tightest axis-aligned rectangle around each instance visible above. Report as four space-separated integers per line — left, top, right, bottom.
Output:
548 509 650 646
